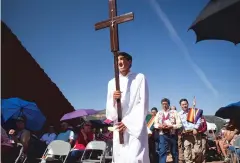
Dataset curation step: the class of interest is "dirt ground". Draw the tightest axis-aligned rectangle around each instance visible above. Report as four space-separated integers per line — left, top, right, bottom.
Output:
166 155 224 163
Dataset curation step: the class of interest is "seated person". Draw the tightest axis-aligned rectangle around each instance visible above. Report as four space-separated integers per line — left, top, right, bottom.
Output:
94 128 102 140
207 130 216 141
8 117 31 154
219 123 239 162
40 126 57 145
56 122 74 145
228 134 240 162
1 126 16 163
98 127 113 141
67 122 94 163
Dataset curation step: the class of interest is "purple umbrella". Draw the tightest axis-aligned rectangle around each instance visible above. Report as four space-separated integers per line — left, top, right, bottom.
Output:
60 109 98 121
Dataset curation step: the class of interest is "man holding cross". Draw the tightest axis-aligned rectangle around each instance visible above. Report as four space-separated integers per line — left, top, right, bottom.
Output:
106 52 150 163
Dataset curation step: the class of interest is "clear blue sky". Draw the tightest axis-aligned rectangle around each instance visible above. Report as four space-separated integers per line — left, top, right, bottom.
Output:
2 0 239 115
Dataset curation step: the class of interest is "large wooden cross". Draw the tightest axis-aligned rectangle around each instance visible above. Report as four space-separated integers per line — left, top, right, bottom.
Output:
94 0 134 144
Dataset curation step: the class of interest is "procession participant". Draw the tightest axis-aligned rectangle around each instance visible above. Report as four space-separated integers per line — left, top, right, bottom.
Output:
177 124 185 163
154 98 182 163
197 116 207 163
146 107 158 163
178 99 202 163
106 52 150 163
171 106 177 110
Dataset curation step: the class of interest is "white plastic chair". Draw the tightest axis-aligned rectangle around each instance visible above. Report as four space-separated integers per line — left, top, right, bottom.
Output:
39 140 71 163
81 141 107 163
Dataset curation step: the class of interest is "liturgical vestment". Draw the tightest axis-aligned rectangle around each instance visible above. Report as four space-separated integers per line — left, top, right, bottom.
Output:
106 72 150 163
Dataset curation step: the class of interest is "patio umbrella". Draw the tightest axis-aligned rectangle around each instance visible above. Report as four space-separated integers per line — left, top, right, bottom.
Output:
60 109 98 121
215 101 240 119
189 0 240 44
1 97 46 131
90 120 112 128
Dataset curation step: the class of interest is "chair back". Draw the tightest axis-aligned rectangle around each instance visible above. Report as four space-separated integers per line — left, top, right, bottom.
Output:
46 140 71 156
85 141 107 151
81 141 107 163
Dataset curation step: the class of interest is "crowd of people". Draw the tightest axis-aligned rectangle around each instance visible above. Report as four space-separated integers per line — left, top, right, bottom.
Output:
104 52 240 163
147 98 240 163
2 52 239 163
1 117 113 163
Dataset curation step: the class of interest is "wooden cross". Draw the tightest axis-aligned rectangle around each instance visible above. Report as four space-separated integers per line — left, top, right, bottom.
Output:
94 0 134 144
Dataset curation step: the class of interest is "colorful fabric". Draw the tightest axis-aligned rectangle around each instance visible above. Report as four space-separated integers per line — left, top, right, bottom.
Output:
146 114 155 131
154 109 182 135
187 108 203 124
198 116 207 133
178 109 201 131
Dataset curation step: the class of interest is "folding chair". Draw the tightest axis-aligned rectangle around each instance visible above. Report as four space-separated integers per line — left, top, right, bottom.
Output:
39 140 71 163
81 141 107 163
14 143 27 163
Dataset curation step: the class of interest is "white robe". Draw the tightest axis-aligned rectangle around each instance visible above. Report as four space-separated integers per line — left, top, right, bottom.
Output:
106 72 150 163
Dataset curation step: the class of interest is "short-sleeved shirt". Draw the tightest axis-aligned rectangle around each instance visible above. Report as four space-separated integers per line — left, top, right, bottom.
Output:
40 133 57 145
56 130 74 142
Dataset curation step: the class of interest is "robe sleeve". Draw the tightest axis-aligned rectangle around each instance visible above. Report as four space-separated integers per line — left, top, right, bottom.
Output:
122 75 149 139
106 80 118 121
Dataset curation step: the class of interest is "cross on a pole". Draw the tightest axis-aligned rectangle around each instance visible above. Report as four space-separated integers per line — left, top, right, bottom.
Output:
94 0 134 144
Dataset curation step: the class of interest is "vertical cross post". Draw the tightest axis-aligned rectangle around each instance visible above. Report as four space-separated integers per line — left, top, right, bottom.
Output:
94 0 134 144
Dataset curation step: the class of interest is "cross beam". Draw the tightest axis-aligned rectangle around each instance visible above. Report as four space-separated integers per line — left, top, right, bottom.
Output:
95 0 134 52
94 0 134 144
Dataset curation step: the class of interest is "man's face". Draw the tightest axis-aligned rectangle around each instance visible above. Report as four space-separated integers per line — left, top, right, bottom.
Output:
180 101 189 111
162 102 169 110
151 110 157 116
118 56 131 73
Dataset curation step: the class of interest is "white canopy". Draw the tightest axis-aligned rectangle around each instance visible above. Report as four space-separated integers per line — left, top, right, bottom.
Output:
207 122 217 131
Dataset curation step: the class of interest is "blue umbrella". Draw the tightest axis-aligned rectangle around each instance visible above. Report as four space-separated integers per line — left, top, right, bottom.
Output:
215 101 240 119
1 97 46 131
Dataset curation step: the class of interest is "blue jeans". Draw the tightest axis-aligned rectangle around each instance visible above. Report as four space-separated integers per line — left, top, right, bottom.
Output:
229 146 240 157
157 134 178 163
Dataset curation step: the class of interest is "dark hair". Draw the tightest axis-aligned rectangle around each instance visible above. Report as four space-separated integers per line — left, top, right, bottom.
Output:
118 52 132 68
179 98 188 105
161 98 170 105
16 116 26 123
151 107 158 112
117 52 132 61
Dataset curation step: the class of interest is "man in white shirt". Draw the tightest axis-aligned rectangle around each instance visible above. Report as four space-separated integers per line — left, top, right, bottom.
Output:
40 126 57 145
154 98 182 163
106 52 150 163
